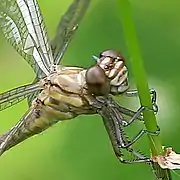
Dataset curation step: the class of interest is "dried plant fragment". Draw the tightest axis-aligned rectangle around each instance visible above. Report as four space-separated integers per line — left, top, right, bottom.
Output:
151 147 180 169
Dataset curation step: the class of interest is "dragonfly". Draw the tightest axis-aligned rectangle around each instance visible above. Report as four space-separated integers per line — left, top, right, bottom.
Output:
0 0 159 164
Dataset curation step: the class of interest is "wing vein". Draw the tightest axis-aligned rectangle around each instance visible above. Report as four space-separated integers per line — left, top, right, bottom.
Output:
25 0 52 68
51 0 91 64
0 0 54 78
0 83 42 111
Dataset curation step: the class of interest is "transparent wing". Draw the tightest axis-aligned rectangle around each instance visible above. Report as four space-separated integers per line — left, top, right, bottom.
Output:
0 0 54 78
0 83 42 111
27 76 40 106
51 0 91 64
27 90 40 106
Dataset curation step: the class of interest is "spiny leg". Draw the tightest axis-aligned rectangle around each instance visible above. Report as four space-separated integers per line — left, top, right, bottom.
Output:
116 106 146 127
109 100 144 126
117 128 160 164
107 94 158 127
118 147 150 164
111 109 155 163
124 88 158 113
95 94 160 132
92 96 160 163
107 97 147 126
95 96 143 127
96 101 150 164
124 88 156 103
110 102 160 148
120 126 160 149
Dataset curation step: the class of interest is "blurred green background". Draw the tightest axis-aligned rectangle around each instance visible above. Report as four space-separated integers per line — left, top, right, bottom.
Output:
0 0 180 179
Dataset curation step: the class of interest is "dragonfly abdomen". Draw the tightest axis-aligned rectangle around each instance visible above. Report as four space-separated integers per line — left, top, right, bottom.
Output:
0 100 64 154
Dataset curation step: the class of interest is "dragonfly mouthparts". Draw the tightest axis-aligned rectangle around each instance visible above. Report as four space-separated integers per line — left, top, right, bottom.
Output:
92 55 100 62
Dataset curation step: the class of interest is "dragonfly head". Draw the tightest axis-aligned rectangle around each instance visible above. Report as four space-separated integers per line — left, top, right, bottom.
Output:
97 50 125 78
86 50 129 96
97 50 129 93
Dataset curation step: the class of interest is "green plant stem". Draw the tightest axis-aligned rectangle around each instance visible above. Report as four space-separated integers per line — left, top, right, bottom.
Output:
117 0 171 179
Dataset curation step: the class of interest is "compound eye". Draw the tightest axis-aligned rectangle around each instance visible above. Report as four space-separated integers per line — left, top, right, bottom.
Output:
85 66 110 96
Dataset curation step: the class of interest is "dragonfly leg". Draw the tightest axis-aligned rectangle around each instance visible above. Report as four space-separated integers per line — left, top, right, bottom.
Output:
95 96 144 126
96 102 151 164
109 96 158 127
106 95 159 127
124 88 158 114
109 127 151 164
115 127 160 164
92 96 158 163
109 101 146 127
110 123 151 164
118 106 145 127
120 126 160 149
118 147 150 164
114 125 159 164
107 97 143 122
